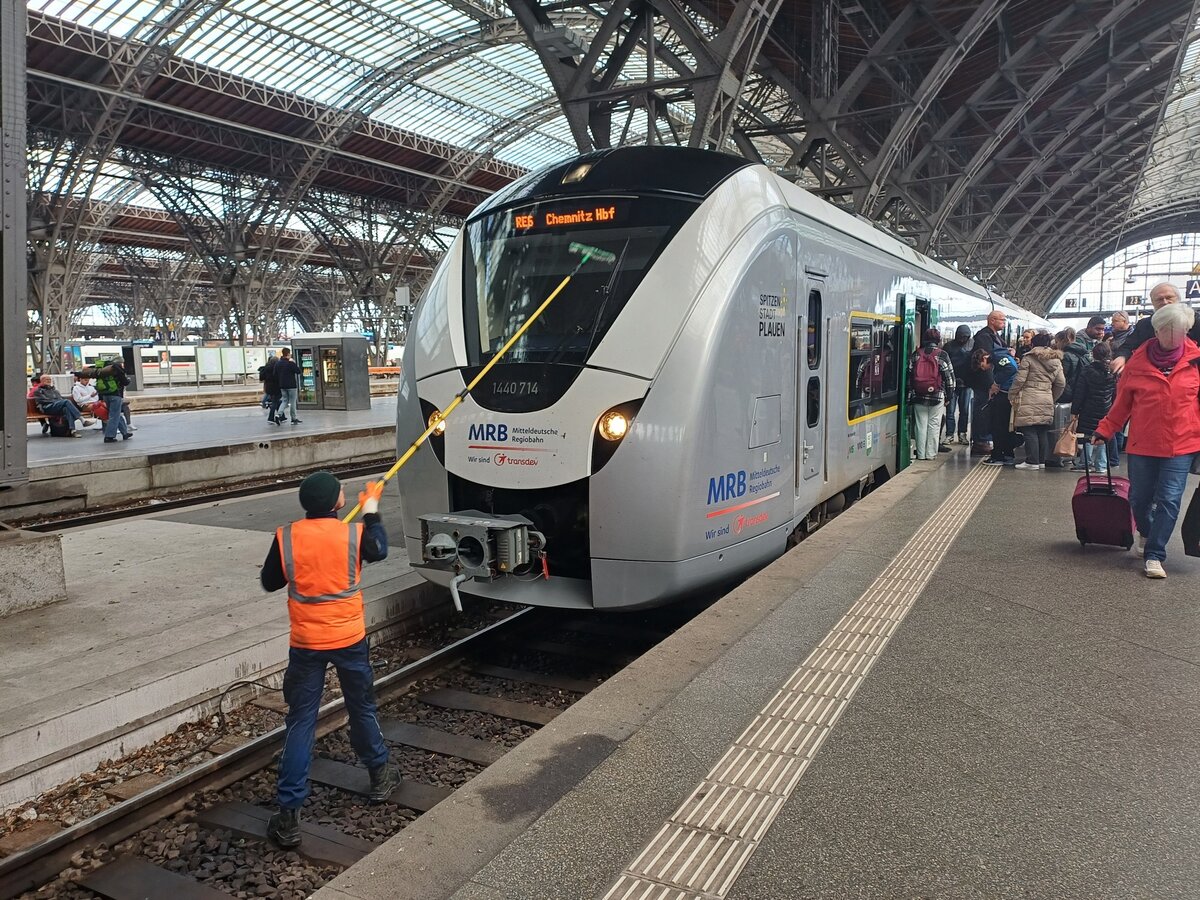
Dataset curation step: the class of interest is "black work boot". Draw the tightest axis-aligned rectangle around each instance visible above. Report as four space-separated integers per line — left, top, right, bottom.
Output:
368 764 400 803
267 807 301 849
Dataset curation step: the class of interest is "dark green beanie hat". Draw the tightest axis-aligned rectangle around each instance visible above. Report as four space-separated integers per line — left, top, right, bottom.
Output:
299 470 341 514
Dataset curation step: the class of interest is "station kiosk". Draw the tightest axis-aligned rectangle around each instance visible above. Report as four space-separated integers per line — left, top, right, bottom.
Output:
291 333 371 411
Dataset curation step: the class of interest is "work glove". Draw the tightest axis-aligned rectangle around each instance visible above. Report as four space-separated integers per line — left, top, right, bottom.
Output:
359 480 384 515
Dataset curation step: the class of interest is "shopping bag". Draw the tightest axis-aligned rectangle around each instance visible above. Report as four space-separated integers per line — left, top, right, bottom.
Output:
1053 415 1079 457
1182 487 1200 557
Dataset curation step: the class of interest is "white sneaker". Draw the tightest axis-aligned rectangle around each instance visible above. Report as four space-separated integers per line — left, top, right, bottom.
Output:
128 423 139 431
1014 462 1039 470
1134 534 1147 558
1144 559 1166 579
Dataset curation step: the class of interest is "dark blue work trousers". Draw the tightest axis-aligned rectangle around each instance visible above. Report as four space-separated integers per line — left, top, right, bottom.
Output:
276 637 389 810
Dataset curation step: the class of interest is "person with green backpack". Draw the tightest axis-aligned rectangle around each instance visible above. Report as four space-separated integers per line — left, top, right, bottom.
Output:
90 357 132 443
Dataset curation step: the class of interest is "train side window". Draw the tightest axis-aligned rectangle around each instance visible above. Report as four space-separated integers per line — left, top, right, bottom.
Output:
807 376 820 427
879 322 900 398
807 290 822 368
848 317 900 422
847 319 873 421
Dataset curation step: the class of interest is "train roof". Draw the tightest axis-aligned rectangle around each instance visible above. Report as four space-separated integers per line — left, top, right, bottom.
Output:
468 146 1044 323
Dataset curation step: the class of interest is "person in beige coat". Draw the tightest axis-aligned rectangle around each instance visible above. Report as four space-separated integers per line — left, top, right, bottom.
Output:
1009 333 1066 469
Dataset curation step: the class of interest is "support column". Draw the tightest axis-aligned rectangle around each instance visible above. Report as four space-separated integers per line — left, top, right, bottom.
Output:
1 0 28 488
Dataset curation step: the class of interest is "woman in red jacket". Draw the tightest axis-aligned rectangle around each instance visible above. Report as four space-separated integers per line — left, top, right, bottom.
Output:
1094 302 1200 578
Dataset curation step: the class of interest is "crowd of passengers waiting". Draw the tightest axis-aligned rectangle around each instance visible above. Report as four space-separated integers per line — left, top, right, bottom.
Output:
908 281 1200 579
27 357 136 442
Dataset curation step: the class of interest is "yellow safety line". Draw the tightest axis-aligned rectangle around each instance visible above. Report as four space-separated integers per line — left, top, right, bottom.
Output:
341 266 581 522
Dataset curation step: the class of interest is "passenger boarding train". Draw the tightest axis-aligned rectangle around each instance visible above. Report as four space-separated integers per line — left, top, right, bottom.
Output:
395 146 1048 610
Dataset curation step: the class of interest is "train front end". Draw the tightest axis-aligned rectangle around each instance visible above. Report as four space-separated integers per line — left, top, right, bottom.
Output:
395 148 769 609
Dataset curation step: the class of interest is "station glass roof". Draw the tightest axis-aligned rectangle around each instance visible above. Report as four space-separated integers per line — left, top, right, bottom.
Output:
1127 15 1200 223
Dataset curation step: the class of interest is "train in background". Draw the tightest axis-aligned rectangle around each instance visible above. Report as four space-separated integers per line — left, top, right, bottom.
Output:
31 342 404 386
394 146 1049 611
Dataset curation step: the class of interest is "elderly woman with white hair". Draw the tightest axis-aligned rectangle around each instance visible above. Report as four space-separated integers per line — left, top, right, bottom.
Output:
1094 302 1200 577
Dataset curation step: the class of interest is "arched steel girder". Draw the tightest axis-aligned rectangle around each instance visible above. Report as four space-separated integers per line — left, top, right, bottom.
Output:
979 93 1164 271
861 0 1008 217
918 0 1150 251
508 0 783 153
961 29 1176 254
1006 157 1150 306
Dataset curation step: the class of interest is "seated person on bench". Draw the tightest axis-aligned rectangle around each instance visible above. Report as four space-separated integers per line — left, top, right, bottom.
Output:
27 374 49 434
71 372 99 413
32 376 86 437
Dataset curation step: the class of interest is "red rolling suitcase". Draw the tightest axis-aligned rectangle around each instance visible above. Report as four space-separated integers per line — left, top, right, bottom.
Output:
1072 454 1135 549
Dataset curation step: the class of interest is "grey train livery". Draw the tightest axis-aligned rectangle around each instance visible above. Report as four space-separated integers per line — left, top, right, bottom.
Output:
394 147 1047 610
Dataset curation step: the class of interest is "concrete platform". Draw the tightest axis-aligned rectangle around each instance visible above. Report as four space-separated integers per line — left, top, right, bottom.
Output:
2 399 399 521
314 451 1200 900
0 484 446 810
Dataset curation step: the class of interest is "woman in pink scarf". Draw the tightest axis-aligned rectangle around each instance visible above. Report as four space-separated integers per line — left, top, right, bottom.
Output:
1093 302 1200 577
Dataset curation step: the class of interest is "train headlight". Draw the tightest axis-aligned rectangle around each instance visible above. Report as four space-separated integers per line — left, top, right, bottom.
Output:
428 409 447 436
598 409 629 441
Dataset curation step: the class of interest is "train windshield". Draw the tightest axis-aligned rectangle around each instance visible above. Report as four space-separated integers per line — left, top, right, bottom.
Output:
462 196 695 366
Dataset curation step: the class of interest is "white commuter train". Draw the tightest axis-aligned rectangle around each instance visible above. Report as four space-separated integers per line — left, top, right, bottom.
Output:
395 147 1048 610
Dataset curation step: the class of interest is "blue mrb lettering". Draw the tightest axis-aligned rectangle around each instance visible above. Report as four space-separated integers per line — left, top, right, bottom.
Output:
468 423 508 442
706 470 747 505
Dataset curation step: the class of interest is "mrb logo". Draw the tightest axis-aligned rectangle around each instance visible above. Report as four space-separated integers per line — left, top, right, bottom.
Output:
707 470 746 505
468 423 508 442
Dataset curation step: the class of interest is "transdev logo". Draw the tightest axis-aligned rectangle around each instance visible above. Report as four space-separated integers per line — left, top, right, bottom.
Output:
494 452 538 468
734 512 769 534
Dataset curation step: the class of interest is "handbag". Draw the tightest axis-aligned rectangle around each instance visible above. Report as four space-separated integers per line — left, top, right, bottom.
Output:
94 400 108 422
1052 415 1079 457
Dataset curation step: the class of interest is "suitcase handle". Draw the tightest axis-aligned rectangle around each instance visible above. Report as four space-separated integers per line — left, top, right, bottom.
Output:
1083 438 1115 492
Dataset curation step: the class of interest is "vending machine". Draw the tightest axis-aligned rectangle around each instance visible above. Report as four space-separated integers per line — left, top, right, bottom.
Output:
291 334 371 410
297 346 319 407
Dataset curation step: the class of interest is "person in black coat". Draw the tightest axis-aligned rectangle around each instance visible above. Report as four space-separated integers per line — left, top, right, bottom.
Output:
1071 341 1117 470
943 324 974 443
260 355 282 424
969 310 1007 451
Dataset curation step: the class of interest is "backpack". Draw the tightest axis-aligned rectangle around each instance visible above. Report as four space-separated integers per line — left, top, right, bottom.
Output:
93 358 119 395
913 349 942 396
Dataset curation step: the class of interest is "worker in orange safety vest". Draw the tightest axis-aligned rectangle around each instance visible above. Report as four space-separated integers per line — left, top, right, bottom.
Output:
259 470 398 848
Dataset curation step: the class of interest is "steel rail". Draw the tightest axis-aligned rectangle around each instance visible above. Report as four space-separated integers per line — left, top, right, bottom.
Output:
22 458 394 532
0 606 535 899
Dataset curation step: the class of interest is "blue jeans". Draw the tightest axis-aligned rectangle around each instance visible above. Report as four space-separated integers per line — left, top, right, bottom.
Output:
1127 453 1196 562
280 388 299 422
945 385 972 436
101 394 129 439
277 637 389 809
40 399 81 427
1082 439 1109 472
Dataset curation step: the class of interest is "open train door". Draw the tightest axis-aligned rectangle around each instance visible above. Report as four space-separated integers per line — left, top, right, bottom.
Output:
897 296 933 470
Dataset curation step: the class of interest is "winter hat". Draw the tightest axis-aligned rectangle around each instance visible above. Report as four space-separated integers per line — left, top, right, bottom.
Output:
1151 302 1194 347
299 470 341 514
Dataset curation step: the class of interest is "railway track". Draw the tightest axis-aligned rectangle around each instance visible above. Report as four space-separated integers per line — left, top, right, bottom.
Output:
2 601 703 899
21 459 394 532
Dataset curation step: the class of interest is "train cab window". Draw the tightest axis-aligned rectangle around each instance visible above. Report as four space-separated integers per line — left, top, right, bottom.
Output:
847 316 900 422
461 196 697 367
807 290 822 368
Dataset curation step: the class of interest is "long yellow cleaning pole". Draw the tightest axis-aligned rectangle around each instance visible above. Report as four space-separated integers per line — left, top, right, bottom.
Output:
341 244 608 523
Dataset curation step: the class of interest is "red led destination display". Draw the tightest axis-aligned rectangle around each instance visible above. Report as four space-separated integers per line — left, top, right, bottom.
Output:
512 201 628 233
